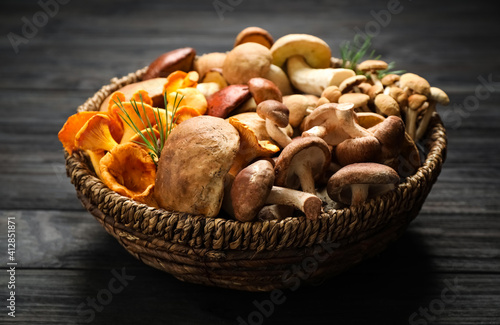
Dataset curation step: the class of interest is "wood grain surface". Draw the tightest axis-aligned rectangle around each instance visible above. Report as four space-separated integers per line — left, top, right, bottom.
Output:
0 0 499 324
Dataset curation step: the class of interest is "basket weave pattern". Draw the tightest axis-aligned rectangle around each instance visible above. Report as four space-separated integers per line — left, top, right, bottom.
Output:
66 67 447 291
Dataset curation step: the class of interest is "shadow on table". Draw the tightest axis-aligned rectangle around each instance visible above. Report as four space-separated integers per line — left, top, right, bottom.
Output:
74 228 436 325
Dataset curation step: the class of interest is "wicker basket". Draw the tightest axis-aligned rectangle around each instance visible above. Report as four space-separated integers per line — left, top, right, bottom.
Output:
65 67 447 292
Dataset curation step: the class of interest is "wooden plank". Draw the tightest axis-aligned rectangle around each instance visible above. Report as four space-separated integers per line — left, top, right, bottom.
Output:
0 268 498 324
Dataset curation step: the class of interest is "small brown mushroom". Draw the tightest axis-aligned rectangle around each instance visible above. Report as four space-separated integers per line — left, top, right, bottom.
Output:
399 73 431 97
206 85 252 118
223 43 272 85
406 94 428 139
143 47 196 80
274 136 331 195
358 59 388 88
415 86 449 141
339 75 367 94
338 93 371 112
381 74 400 87
234 26 274 49
256 100 292 148
327 163 400 205
193 52 227 79
248 77 282 104
335 136 381 166
321 86 342 103
374 93 400 117
282 94 315 128
231 160 323 221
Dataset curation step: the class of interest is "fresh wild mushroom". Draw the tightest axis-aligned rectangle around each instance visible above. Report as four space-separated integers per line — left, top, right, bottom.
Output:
374 93 400 117
338 93 371 112
399 73 431 97
358 59 388 88
256 100 292 148
327 163 399 205
335 135 381 166
231 160 323 221
234 26 274 49
206 84 252 118
154 116 240 217
415 86 449 141
248 77 282 104
282 94 315 128
193 52 227 79
143 47 196 80
222 42 272 85
274 136 331 194
406 94 428 140
339 75 367 94
264 64 294 95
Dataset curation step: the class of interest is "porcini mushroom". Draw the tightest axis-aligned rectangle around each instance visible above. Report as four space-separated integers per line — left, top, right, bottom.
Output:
327 163 400 205
248 77 282 104
154 116 240 217
274 136 331 195
256 100 292 148
143 47 196 80
264 64 294 95
231 160 323 221
206 84 252 118
270 34 332 69
234 26 274 49
222 42 272 85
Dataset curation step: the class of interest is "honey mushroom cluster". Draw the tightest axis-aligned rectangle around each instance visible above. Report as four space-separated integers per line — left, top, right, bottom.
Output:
58 26 450 222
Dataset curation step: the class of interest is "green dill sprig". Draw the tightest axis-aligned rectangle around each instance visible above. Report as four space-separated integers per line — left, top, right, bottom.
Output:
339 35 404 78
114 92 184 166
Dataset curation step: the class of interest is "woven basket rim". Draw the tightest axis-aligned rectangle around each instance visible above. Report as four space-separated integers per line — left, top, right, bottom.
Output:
66 66 447 252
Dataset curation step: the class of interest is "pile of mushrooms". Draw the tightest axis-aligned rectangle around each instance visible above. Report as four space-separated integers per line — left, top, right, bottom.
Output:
59 26 449 222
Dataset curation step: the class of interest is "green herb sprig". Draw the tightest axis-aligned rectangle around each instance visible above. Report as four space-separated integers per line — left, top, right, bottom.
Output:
114 92 184 166
339 35 404 78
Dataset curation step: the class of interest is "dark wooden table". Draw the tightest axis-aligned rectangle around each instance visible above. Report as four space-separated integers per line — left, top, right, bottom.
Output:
1 0 499 324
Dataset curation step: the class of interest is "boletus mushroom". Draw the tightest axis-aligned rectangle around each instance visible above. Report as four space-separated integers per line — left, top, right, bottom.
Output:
154 116 240 217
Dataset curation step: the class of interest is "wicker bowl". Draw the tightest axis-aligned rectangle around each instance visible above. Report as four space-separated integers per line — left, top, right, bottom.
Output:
65 67 447 292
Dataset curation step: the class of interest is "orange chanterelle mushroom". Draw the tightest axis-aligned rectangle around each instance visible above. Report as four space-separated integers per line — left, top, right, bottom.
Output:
100 142 157 206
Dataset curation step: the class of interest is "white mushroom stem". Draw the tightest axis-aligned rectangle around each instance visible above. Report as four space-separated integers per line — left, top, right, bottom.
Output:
287 55 354 96
415 101 436 141
295 162 316 195
266 186 322 220
369 72 383 88
406 102 429 140
302 125 327 138
265 118 292 148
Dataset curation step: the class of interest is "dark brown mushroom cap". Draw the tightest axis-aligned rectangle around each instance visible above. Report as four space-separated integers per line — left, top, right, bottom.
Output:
143 47 196 80
335 136 381 166
248 77 282 104
231 159 275 222
234 26 274 49
256 99 289 128
274 136 331 190
206 84 252 118
327 163 399 205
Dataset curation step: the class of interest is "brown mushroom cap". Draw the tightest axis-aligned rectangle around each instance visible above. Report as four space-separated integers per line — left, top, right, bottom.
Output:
206 84 252 118
99 78 167 112
274 136 331 194
234 26 274 49
327 162 400 205
374 94 400 116
143 47 196 80
248 77 282 104
223 43 272 85
231 159 275 222
408 94 428 110
283 94 315 128
154 116 240 217
256 100 289 128
338 93 370 110
358 59 388 72
400 73 431 97
321 86 342 103
430 87 450 105
356 112 386 129
339 75 367 93
381 74 400 86
194 52 227 79
335 136 381 166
